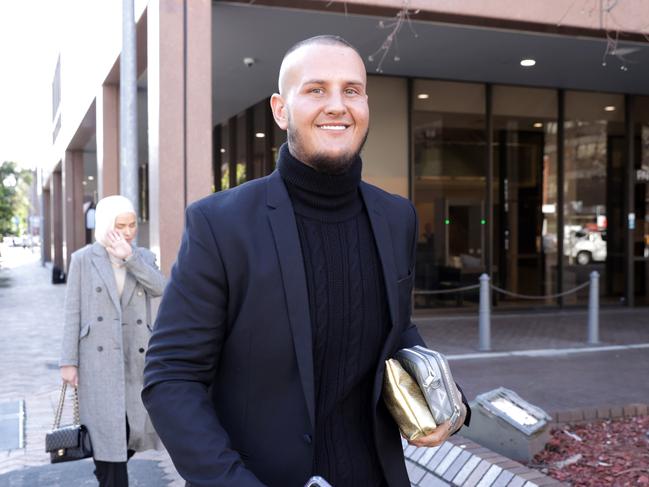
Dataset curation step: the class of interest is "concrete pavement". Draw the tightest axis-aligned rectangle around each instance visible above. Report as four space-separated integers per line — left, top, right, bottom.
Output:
414 306 649 418
0 245 183 487
1 243 647 486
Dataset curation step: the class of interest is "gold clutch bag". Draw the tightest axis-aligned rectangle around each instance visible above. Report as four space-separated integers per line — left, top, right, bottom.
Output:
383 358 437 441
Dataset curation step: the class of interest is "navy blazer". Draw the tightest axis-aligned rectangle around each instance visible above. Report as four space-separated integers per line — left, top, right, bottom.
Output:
143 171 432 487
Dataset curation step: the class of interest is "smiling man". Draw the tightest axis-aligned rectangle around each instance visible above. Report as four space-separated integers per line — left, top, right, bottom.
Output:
143 36 470 487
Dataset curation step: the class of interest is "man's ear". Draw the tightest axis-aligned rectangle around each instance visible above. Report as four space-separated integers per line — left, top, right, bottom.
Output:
270 93 289 130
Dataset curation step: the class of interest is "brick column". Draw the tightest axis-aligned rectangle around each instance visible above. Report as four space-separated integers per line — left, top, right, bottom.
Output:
62 150 85 270
51 169 64 270
96 84 120 199
147 0 212 275
41 188 52 263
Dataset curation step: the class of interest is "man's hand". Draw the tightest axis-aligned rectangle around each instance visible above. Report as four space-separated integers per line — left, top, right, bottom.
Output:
105 229 133 260
408 386 468 448
60 366 78 387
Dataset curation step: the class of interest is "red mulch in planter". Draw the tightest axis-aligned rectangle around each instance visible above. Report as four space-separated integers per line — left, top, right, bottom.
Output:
530 415 649 487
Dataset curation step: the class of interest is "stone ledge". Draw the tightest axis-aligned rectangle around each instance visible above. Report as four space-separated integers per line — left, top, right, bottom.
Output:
404 436 567 487
550 402 649 426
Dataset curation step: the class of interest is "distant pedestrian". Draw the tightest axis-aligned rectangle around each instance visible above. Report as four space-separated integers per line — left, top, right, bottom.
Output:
59 195 166 487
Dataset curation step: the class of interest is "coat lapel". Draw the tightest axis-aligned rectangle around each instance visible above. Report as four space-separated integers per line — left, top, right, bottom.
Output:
120 249 139 307
360 183 399 330
91 243 121 313
266 171 315 430
120 270 137 308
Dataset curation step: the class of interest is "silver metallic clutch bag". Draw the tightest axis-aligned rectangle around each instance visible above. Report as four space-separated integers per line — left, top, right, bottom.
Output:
395 346 463 432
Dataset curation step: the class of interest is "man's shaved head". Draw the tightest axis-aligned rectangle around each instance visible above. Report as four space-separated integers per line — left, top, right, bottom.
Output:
278 35 362 95
270 35 369 174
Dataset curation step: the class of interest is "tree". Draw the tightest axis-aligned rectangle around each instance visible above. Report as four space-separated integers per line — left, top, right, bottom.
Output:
0 161 33 236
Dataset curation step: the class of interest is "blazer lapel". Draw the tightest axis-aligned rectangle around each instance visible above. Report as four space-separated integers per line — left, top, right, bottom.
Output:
360 183 399 330
91 243 121 313
360 183 404 406
266 171 315 430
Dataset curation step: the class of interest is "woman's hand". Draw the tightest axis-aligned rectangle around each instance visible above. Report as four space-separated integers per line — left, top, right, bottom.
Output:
105 229 133 260
60 366 78 387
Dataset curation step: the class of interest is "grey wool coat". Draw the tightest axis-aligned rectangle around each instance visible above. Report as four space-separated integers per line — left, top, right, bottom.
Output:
60 242 166 462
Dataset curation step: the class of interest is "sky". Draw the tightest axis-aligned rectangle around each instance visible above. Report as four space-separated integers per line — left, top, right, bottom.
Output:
0 0 127 172
0 0 62 170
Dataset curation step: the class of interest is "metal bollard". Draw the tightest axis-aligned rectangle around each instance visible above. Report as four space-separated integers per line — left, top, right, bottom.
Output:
479 274 491 351
588 271 599 344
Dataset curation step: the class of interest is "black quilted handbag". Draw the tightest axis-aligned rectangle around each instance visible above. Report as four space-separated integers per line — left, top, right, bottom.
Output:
45 382 93 463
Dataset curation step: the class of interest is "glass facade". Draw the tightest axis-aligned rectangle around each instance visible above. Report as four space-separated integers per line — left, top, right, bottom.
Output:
214 98 285 190
213 80 645 310
563 92 625 304
634 96 649 305
412 80 486 307
493 86 558 303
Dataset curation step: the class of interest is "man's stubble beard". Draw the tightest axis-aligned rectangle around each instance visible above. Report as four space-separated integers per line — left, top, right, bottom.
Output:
287 123 369 176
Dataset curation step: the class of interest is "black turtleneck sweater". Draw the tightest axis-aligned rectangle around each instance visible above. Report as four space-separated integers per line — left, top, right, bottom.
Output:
277 144 391 487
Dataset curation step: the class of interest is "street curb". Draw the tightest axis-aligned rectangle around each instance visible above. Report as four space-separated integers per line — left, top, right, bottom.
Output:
550 402 649 425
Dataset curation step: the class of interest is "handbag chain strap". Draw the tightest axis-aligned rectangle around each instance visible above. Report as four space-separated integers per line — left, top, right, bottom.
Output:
52 382 81 430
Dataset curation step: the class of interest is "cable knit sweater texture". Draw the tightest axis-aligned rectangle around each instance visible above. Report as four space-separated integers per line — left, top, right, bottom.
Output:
278 144 391 487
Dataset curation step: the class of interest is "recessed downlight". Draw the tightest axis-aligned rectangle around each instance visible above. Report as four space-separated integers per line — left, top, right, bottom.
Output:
604 105 616 112
87 175 94 181
220 148 226 153
533 122 543 128
417 93 430 100
520 58 536 67
255 132 265 138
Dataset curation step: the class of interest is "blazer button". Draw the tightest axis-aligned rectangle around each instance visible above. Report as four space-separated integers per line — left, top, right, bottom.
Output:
138 348 145 353
97 346 103 352
136 319 142 325
96 287 102 292
302 434 312 445
97 316 103 322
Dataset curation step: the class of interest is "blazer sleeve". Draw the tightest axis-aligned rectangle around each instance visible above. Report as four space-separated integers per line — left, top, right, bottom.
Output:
60 252 82 367
142 204 265 487
124 248 166 297
396 201 472 430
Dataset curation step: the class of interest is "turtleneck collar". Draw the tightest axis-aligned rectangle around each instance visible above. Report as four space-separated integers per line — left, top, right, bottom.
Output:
277 143 363 222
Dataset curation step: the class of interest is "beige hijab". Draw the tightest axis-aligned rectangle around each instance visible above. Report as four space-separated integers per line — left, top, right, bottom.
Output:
94 195 136 247
94 195 136 297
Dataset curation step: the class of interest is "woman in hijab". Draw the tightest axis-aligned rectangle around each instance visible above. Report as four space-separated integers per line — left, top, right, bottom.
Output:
59 195 166 487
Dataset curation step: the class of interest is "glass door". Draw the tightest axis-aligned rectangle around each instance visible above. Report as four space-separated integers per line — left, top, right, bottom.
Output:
634 97 649 304
492 86 558 304
412 80 486 309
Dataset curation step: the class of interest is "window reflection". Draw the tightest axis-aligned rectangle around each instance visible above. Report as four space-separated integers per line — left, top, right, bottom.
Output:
493 86 558 302
564 91 625 303
412 80 485 308
634 96 649 304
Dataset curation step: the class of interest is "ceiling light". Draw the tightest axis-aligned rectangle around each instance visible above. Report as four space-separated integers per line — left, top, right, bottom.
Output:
87 175 94 181
220 148 226 153
417 93 430 100
604 105 616 112
82 181 87 186
255 132 265 138
533 122 543 128
520 58 536 67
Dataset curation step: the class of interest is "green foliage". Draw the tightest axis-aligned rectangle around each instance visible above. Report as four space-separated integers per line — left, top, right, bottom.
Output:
0 161 33 237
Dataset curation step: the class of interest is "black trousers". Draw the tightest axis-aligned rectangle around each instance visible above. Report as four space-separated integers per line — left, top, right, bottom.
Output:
92 418 136 487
